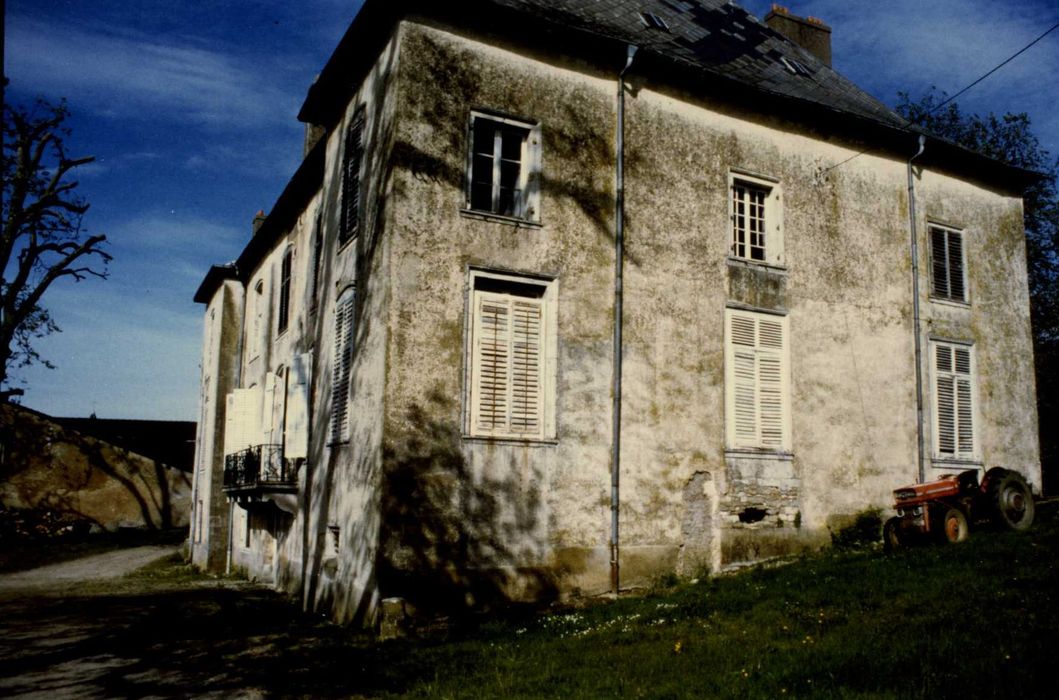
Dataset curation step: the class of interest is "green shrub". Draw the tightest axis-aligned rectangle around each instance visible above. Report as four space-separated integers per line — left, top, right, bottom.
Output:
831 508 884 549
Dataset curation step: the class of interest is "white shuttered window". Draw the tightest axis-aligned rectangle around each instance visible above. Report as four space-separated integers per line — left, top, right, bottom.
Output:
930 226 967 303
468 272 555 439
725 309 791 451
933 341 976 459
331 289 356 443
285 353 312 459
224 387 262 455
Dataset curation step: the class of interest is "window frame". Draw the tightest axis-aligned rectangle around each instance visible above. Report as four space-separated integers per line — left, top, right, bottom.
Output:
724 307 792 452
464 268 558 442
728 170 783 267
464 111 542 224
930 339 978 462
929 223 968 304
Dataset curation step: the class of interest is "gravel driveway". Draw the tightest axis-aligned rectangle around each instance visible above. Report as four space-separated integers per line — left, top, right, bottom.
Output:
0 545 180 592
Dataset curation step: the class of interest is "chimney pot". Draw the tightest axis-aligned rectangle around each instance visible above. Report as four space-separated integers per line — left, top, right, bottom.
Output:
765 6 832 67
252 210 267 235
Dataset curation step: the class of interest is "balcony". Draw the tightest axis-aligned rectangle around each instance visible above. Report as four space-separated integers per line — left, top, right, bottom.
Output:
223 444 297 497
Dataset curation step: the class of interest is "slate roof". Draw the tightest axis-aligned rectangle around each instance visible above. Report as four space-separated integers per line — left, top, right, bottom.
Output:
481 0 908 130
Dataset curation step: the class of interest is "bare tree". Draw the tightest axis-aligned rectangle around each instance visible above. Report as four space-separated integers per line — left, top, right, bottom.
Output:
1 95 111 400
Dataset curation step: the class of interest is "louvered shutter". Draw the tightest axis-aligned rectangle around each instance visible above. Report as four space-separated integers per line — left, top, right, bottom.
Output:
510 299 542 435
471 290 544 438
947 233 965 302
757 318 785 449
340 108 365 244
934 343 975 458
935 345 956 454
930 227 967 302
726 310 789 450
730 315 758 446
277 248 292 333
931 228 949 298
474 295 510 433
331 291 356 442
954 348 973 454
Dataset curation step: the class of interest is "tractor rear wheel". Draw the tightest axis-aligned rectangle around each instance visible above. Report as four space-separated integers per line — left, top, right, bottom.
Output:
988 470 1035 531
940 507 969 543
882 517 902 552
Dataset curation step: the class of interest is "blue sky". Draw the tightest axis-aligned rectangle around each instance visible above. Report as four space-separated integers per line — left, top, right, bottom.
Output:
5 0 1058 420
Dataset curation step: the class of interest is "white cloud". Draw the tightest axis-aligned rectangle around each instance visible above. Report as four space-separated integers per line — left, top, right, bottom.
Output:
180 138 303 180
107 213 245 260
6 15 298 129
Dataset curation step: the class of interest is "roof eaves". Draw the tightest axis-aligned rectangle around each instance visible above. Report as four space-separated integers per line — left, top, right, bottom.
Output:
193 263 239 305
300 0 1039 199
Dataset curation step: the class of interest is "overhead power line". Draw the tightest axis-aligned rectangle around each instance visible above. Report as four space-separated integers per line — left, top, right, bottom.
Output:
929 20 1059 115
820 18 1059 174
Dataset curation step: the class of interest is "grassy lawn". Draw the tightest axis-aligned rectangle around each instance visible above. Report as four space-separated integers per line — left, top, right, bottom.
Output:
359 503 1059 698
2 509 1054 698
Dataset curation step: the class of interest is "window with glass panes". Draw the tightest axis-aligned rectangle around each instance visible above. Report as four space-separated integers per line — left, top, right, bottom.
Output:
731 181 768 262
467 113 540 221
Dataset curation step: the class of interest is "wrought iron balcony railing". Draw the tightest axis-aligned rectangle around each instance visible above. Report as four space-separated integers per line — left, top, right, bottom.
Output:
223 444 296 492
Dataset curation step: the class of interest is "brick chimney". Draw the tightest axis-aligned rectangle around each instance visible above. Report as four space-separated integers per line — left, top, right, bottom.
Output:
765 4 832 67
252 210 267 236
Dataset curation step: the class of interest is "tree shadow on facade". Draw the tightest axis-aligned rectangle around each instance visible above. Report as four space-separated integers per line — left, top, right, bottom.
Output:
300 37 400 620
377 393 559 618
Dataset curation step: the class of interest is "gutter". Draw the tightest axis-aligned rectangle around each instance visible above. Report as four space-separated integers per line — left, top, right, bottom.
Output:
611 43 638 596
908 133 927 483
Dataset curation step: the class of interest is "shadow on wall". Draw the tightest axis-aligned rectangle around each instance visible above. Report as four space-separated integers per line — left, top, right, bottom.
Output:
301 36 399 622
0 405 190 533
394 28 618 250
378 391 559 616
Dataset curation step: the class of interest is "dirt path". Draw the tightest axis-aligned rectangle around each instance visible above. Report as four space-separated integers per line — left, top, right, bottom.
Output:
0 552 370 699
0 545 179 592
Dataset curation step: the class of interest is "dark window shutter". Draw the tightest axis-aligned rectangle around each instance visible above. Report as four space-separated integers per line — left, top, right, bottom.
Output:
277 248 292 333
340 108 366 245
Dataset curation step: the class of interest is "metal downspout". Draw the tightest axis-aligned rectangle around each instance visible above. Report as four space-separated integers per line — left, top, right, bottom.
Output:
908 134 927 483
611 44 638 596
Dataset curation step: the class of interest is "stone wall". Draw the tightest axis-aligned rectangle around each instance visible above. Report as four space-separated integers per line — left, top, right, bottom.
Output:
1 404 192 532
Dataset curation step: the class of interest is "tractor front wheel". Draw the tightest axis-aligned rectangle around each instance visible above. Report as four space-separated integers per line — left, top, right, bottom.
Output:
940 507 969 544
988 470 1035 531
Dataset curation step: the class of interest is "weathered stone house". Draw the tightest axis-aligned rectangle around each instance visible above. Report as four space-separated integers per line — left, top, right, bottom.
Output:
190 0 1041 624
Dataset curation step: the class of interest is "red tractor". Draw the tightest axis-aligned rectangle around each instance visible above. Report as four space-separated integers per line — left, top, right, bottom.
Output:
883 467 1035 549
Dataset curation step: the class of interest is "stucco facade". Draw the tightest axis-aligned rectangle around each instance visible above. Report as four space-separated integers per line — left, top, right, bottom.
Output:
191 2 1040 625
